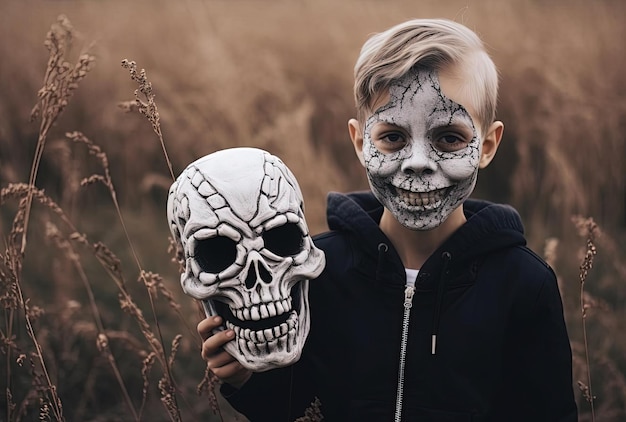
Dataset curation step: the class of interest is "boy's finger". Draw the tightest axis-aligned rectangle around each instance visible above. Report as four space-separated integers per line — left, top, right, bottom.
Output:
211 360 247 380
202 329 236 359
197 316 223 339
207 350 237 369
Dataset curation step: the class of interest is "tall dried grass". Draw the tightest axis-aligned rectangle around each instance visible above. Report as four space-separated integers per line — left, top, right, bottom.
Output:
1 15 220 422
0 0 625 421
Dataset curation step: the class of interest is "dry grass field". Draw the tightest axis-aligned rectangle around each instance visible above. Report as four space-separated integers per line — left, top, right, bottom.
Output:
0 0 625 420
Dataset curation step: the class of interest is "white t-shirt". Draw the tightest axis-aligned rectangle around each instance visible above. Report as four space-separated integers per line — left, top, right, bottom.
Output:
405 268 419 287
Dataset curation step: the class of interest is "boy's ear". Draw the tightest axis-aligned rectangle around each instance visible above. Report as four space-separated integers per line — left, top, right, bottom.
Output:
479 121 504 169
348 118 366 166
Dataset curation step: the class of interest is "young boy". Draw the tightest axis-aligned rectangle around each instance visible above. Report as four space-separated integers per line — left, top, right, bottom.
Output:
198 19 578 421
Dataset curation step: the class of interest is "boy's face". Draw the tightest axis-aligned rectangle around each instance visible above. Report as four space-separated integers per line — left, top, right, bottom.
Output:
359 67 481 230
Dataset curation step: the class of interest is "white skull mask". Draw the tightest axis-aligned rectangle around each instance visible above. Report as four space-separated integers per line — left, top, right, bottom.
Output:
167 148 325 371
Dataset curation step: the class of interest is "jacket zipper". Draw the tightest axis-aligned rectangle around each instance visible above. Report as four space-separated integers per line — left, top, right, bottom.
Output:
394 283 415 422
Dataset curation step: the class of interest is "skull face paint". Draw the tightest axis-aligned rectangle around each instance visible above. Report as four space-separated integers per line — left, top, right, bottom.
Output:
362 67 481 230
167 148 325 371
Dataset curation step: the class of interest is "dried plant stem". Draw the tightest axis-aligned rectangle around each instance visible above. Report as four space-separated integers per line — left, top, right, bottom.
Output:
47 223 139 421
2 184 62 392
120 58 224 420
121 59 175 181
22 15 94 255
139 351 156 419
197 364 224 419
3 185 136 420
4 306 15 422
2 192 64 420
66 131 181 420
21 118 54 254
14 279 64 421
141 270 197 344
8 17 94 418
3 247 18 421
575 216 598 420
294 397 324 422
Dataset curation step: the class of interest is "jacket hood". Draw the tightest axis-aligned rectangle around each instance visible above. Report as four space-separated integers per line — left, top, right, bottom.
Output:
326 190 527 269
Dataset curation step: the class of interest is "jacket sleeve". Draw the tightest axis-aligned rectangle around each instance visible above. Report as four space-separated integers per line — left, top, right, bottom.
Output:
496 268 578 421
220 363 314 421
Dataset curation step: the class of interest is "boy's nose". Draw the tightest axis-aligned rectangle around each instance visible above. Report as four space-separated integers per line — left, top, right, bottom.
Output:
400 141 437 175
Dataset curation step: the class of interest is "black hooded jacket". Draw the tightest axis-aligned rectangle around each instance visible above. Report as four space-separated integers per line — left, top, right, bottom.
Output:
223 192 578 421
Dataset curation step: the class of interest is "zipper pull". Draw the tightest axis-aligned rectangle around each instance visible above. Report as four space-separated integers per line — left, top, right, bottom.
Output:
404 285 415 309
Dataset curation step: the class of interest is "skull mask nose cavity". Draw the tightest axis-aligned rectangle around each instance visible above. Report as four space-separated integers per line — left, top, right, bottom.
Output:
244 253 273 289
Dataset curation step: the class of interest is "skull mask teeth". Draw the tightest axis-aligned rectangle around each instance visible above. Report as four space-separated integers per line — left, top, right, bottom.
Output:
167 148 325 371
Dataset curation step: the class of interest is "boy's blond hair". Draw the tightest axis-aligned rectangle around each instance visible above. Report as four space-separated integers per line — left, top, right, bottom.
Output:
354 19 498 136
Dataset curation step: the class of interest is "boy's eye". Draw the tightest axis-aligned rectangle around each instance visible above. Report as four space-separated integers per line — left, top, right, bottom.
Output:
382 133 405 143
434 134 469 152
374 132 407 153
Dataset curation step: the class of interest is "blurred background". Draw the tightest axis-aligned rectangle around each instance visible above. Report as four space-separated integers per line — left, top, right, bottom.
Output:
1 0 624 420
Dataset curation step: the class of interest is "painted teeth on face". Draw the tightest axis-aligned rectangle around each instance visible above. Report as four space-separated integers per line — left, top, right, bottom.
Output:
396 187 449 208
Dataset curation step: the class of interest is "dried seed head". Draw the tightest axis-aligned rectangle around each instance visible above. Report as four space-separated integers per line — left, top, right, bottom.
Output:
96 333 109 351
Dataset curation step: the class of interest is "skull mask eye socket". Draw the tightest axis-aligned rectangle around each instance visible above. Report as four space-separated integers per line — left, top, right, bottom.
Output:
195 236 237 273
263 223 304 257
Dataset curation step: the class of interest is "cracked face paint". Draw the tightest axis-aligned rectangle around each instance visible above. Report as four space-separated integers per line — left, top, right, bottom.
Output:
362 67 481 230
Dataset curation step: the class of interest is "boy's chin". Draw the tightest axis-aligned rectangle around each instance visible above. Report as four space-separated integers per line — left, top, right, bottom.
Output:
389 202 448 231
387 197 462 231
398 213 447 231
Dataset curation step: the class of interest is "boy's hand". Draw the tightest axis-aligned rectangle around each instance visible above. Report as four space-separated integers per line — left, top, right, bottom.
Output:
198 316 252 389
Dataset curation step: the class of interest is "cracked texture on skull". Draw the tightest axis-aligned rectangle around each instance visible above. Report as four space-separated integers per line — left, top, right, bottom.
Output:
167 148 325 371
363 67 481 230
